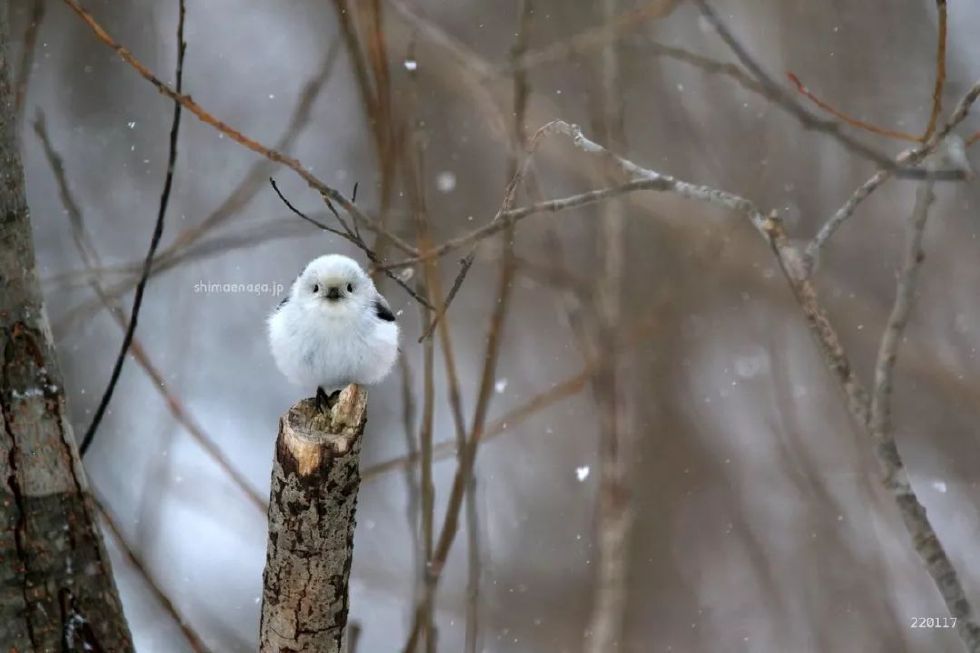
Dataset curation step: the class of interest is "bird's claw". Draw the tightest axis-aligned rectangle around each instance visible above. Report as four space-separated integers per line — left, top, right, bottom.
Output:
315 386 329 413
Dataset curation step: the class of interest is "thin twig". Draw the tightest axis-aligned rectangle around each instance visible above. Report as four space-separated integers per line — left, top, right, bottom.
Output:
384 0 516 160
928 82 980 144
79 0 187 456
632 39 765 95
68 181 658 295
51 47 340 335
415 118 643 337
869 183 935 439
416 279 437 653
397 354 422 588
362 368 590 483
806 79 980 264
446 120 980 649
404 304 660 653
270 177 350 236
363 0 393 149
692 0 964 181
786 72 920 143
865 182 980 650
94 495 212 653
62 0 417 256
384 178 666 270
165 39 341 255
433 267 481 653
46 218 315 295
403 78 527 653
32 111 266 513
399 68 439 649
922 0 948 142
785 2 947 145
331 0 381 141
269 178 432 309
362 310 661 485
501 0 680 76
805 168 892 267
586 0 632 646
408 140 483 652
384 118 790 274
764 212 980 652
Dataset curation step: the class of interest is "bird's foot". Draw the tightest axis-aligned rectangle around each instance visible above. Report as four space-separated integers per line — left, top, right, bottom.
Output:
314 386 342 413
315 386 329 413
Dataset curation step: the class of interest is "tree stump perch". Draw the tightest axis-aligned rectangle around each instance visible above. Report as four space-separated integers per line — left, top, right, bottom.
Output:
259 384 367 653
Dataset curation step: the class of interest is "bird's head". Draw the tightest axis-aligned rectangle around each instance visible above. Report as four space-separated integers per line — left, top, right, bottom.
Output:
293 254 372 318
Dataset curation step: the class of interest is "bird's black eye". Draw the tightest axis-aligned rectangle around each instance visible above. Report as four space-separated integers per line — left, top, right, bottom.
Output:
312 283 319 294
347 283 354 293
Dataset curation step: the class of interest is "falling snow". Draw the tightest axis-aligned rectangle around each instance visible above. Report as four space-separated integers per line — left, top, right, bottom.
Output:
435 171 456 193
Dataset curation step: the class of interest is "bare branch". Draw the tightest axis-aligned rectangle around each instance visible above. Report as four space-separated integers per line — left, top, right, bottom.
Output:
404 6 534 634
79 0 188 457
870 183 935 439
489 120 980 649
62 0 417 256
922 0 948 142
633 39 765 95
361 309 661 485
397 354 422 584
764 212 980 652
383 179 671 271
94 497 212 653
400 74 440 650
866 182 980 650
692 0 964 180
360 366 591 484
805 168 892 266
786 72 920 143
49 47 340 335
586 0 633 646
805 80 980 263
268 178 433 309
416 286 437 653
32 111 267 515
502 0 681 76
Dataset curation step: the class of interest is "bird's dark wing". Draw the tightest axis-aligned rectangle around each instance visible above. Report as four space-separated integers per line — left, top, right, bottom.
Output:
374 294 395 322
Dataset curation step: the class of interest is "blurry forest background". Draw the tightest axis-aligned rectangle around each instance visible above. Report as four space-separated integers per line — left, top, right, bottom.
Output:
8 0 980 651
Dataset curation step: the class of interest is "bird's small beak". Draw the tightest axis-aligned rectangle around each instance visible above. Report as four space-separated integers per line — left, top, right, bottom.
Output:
326 286 342 301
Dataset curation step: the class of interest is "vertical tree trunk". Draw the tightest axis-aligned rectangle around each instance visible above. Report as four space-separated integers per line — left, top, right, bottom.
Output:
260 385 367 653
0 10 134 652
586 0 634 650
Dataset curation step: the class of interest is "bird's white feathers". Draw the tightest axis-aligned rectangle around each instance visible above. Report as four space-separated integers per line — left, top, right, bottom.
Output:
268 255 399 391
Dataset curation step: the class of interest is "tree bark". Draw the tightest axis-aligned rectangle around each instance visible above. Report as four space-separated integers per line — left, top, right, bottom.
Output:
260 385 367 653
0 9 134 653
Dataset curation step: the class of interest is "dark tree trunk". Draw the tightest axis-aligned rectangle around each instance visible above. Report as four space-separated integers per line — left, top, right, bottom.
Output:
0 10 134 652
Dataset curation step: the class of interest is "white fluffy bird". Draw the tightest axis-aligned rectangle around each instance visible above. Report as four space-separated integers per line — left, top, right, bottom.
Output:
268 255 399 404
